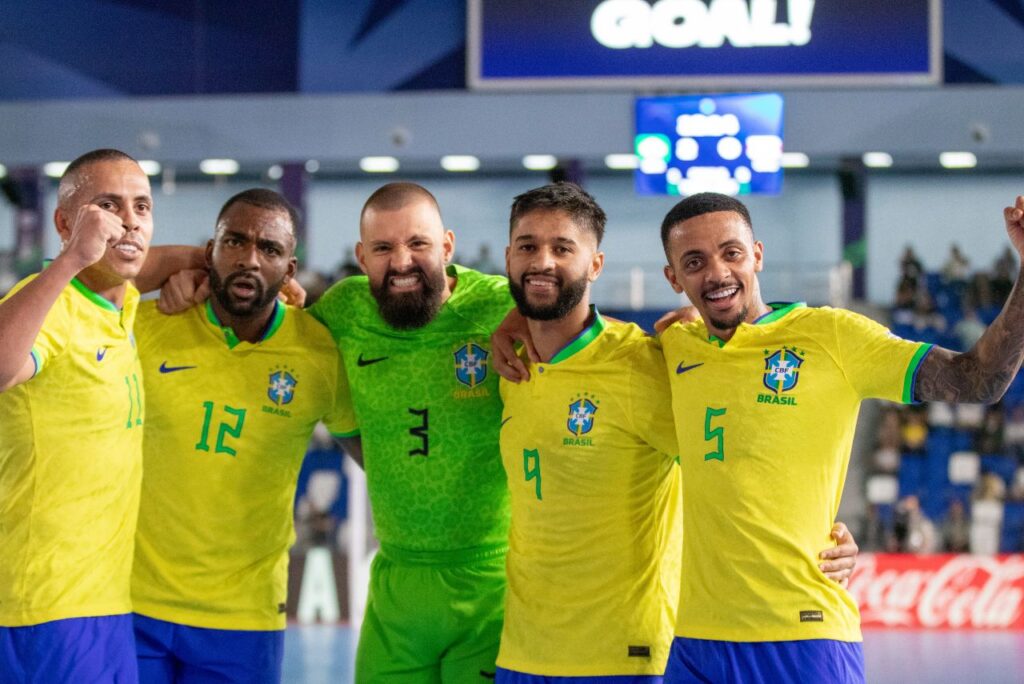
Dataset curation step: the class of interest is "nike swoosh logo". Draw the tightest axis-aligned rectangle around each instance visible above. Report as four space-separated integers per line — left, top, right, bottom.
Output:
676 361 704 375
357 354 388 367
159 362 197 374
500 416 512 428
96 347 108 361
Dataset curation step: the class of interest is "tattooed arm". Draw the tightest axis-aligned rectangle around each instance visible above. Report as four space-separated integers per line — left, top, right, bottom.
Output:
914 195 1024 404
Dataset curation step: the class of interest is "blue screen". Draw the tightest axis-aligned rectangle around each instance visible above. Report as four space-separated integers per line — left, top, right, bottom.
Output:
634 92 784 196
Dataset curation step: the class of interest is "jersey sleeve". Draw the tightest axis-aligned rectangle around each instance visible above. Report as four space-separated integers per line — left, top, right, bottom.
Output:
833 308 932 404
628 336 679 458
1 274 72 378
322 351 359 438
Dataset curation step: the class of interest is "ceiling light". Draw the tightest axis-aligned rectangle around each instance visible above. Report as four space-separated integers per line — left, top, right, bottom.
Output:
939 152 977 169
862 152 893 168
43 161 70 178
138 160 162 176
199 159 239 175
605 154 639 170
359 156 400 173
267 164 283 180
304 159 320 173
780 152 810 168
522 155 558 171
441 155 480 172
0 164 6 179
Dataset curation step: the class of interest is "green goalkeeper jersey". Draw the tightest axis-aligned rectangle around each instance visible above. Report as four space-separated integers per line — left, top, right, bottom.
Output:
309 264 514 556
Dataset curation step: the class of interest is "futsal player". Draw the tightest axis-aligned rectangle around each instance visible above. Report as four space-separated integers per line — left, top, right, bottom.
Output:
130 189 355 683
658 192 1024 682
0 149 153 682
308 182 515 682
496 182 681 681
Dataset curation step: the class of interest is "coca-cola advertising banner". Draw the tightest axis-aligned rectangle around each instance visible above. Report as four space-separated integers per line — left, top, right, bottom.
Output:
848 554 1024 630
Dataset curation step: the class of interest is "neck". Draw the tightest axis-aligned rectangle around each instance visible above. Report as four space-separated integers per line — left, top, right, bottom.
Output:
529 300 595 363
707 298 771 342
439 269 458 307
76 267 127 308
210 298 276 343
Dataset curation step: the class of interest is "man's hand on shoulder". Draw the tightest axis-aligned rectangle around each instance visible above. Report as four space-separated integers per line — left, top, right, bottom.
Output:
157 269 209 314
654 305 701 334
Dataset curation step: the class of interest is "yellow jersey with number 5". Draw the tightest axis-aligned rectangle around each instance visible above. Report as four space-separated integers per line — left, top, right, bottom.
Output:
131 300 355 631
661 302 931 643
0 274 144 627
498 312 681 676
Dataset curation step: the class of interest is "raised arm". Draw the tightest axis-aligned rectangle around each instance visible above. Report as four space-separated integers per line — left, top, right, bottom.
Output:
134 244 205 293
914 196 1024 404
0 205 122 391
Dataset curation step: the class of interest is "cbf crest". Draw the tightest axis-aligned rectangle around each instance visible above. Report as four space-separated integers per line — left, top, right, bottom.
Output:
567 393 599 436
762 347 804 394
268 368 297 405
454 343 488 388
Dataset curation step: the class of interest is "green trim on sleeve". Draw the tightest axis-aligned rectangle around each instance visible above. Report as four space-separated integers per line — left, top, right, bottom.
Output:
29 348 42 377
902 343 934 404
330 429 361 439
549 308 606 364
754 301 806 325
69 277 119 312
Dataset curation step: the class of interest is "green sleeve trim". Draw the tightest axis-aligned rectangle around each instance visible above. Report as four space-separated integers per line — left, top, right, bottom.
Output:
754 301 806 325
549 307 606 364
29 348 42 377
330 429 360 438
70 277 120 312
902 343 934 404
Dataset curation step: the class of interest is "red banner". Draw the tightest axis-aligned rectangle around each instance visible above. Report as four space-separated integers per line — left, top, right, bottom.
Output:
848 554 1024 629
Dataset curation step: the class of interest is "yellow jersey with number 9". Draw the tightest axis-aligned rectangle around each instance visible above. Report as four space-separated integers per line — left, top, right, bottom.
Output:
0 274 144 627
498 313 681 676
661 303 931 643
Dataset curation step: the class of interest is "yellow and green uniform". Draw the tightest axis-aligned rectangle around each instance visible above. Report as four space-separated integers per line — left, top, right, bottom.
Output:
131 300 355 631
0 274 143 626
309 264 514 681
661 303 932 643
498 312 681 677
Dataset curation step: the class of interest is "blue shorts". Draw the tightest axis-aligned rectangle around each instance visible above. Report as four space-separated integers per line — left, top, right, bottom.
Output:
133 613 284 684
0 614 137 683
496 669 662 683
663 637 864 683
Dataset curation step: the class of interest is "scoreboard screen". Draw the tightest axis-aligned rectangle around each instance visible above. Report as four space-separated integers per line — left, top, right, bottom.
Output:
634 92 784 197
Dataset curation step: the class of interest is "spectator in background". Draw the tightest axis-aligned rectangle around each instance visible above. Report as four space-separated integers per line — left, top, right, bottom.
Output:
1005 405 1024 459
469 243 502 275
893 495 938 553
941 243 971 288
976 406 1005 455
941 499 971 552
872 408 903 474
901 408 929 453
912 290 947 334
992 246 1017 304
970 472 1006 554
953 306 987 350
899 245 924 290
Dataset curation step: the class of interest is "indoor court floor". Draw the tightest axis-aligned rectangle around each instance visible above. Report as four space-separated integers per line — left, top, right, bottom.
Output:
281 626 1024 683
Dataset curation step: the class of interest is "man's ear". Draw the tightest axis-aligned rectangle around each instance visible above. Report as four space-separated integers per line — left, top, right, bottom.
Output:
355 242 368 274
663 264 684 294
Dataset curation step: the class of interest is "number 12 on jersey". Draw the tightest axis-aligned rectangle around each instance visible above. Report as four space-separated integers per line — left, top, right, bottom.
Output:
523 448 542 500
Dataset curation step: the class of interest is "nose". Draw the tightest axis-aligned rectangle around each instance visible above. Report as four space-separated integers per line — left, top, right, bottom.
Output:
119 205 139 232
391 245 415 271
706 255 731 282
531 245 556 272
235 243 260 269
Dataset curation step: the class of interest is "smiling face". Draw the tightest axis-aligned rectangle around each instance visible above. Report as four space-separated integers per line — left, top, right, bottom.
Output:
207 202 297 317
506 208 603 321
56 158 153 284
663 210 765 339
356 197 454 330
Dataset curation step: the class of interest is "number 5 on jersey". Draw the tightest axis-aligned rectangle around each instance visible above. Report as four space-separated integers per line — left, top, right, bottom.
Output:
704 406 726 462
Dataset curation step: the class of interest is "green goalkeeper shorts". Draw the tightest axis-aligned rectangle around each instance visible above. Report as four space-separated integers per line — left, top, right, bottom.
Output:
355 544 507 683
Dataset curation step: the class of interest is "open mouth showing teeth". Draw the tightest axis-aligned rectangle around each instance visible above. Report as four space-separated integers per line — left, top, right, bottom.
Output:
705 286 739 302
389 274 421 289
525 275 559 290
113 243 141 256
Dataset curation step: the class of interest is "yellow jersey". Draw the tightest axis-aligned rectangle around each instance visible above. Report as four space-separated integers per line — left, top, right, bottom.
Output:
131 300 356 631
661 303 931 642
0 274 143 626
498 312 681 676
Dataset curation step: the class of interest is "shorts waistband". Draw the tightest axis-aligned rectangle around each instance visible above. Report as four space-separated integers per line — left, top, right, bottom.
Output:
378 542 508 566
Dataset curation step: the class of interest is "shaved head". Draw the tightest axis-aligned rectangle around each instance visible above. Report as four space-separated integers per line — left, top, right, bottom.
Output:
57 148 140 209
360 182 441 230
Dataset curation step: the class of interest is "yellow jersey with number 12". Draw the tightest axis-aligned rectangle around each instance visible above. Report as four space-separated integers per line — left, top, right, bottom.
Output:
131 300 356 631
0 274 143 627
498 312 681 676
661 303 931 643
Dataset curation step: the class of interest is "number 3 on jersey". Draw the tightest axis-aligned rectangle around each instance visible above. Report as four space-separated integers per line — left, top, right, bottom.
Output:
704 406 726 462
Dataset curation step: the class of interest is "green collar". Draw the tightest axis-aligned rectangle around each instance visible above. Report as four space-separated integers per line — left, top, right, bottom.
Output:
707 302 805 346
43 259 121 312
548 307 606 364
204 299 285 349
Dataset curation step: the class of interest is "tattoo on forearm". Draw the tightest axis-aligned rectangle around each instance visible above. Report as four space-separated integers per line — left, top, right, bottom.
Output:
915 270 1024 403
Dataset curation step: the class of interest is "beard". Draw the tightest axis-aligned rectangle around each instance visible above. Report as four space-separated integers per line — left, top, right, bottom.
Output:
509 271 589 321
369 265 446 330
706 306 749 333
210 268 282 317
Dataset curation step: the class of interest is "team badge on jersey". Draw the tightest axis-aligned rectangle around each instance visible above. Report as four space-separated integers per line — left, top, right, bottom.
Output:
567 395 598 436
268 369 297 405
454 343 489 388
762 347 804 394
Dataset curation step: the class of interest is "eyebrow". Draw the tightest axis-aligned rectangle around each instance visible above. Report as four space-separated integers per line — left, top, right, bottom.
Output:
682 239 745 258
90 192 152 204
513 234 577 245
